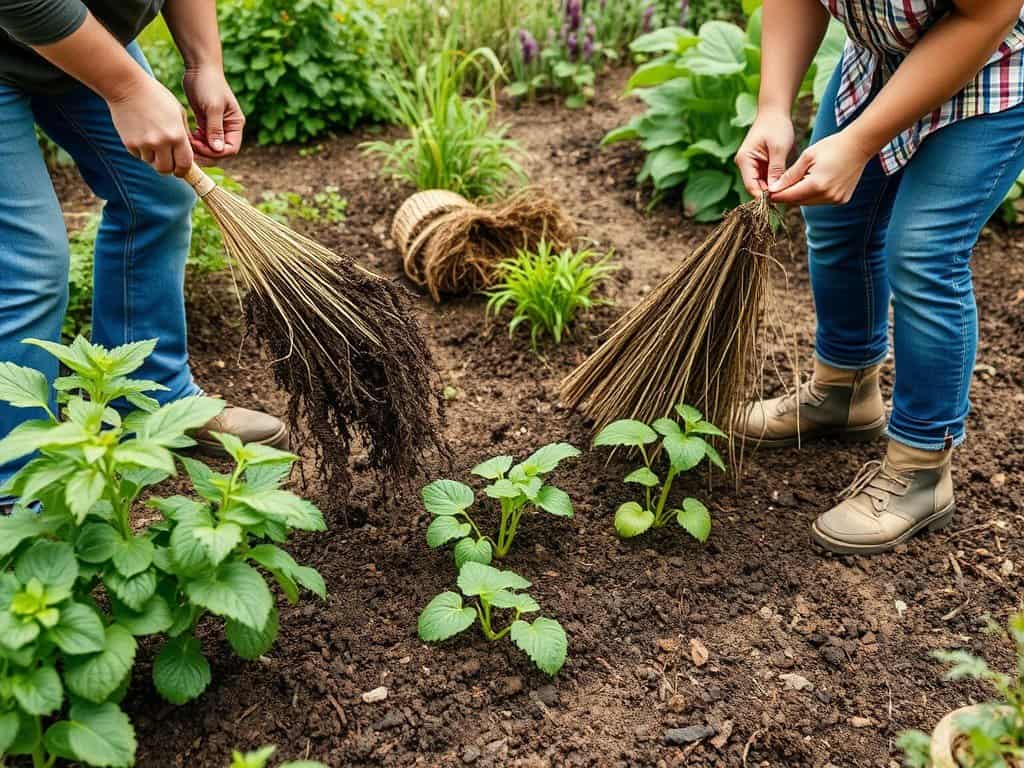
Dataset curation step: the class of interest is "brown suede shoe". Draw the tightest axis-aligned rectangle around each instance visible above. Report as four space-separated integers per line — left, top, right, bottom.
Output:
811 441 955 555
192 405 290 457
733 360 886 448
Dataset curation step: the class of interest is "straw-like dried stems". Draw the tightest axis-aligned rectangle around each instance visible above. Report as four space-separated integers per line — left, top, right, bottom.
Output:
560 197 775 464
397 187 576 301
197 180 447 498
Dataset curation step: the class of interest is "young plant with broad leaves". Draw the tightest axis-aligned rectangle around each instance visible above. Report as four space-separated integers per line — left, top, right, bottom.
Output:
228 744 325 768
418 561 567 675
420 443 580 567
0 337 325 768
594 404 725 541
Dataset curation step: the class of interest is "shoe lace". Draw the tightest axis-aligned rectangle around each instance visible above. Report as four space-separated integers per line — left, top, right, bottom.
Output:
838 460 912 516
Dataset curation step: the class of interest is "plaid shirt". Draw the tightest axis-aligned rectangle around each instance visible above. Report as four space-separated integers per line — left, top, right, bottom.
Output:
822 0 1024 173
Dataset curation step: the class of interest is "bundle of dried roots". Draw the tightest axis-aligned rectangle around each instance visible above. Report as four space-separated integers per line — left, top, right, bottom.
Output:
560 197 776 464
185 165 447 497
393 187 576 301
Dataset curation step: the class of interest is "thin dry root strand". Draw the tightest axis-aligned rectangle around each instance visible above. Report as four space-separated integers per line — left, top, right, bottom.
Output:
397 186 577 302
560 197 776 470
199 183 449 496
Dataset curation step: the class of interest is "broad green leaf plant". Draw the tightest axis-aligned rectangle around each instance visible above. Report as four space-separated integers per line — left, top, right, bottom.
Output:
898 612 1024 768
228 744 325 768
420 443 580 567
0 337 326 768
418 562 568 675
604 5 845 220
594 404 725 541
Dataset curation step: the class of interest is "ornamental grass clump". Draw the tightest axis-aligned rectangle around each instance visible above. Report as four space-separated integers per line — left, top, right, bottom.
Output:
487 241 616 349
183 165 447 496
560 197 774 462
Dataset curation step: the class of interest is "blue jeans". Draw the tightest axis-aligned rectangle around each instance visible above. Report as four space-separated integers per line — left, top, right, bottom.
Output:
0 42 199 486
805 66 1024 451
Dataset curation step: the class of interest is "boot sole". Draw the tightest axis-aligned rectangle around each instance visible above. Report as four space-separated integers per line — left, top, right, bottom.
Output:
810 500 955 556
734 416 887 450
190 423 291 459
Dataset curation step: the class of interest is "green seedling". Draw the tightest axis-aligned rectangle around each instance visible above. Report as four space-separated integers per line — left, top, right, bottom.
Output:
593 404 725 541
418 561 567 675
229 744 325 768
420 443 579 566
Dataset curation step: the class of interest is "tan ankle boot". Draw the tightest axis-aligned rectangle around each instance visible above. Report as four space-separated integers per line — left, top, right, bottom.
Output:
733 360 886 447
192 404 290 456
811 441 955 555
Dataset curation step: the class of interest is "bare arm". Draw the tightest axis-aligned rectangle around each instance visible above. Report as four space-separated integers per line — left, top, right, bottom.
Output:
735 0 830 195
162 0 244 158
772 0 1022 204
32 13 194 175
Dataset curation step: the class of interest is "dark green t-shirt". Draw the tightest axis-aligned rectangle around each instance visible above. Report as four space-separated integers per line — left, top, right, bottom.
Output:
0 0 164 94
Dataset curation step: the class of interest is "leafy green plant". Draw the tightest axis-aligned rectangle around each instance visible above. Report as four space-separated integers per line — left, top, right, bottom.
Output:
593 404 725 540
998 169 1024 225
604 6 844 220
0 336 325 767
486 241 616 349
418 561 567 675
228 744 326 768
220 0 389 144
362 31 525 200
421 443 580 565
898 612 1024 768
257 187 347 225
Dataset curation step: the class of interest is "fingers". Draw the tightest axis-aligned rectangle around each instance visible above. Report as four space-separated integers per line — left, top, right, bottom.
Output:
765 141 790 189
203 103 226 153
769 150 813 194
735 150 767 198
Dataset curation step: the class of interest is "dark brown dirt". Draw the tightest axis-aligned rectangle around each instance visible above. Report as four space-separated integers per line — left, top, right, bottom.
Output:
57 69 1024 767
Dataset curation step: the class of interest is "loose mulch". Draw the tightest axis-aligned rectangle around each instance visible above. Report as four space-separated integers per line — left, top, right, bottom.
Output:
56 69 1024 767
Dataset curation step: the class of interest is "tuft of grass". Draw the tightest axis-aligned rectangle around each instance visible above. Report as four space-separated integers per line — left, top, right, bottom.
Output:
486 240 615 349
362 26 525 200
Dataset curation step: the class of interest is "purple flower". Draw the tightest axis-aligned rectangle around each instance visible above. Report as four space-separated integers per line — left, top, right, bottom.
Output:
567 32 578 60
642 3 655 32
518 29 540 65
565 0 582 31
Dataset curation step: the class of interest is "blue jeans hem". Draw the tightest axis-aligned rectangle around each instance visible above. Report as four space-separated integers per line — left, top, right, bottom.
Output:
814 348 888 372
886 426 965 452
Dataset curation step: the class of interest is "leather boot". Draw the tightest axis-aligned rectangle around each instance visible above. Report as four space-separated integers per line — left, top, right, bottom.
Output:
811 441 955 555
192 405 289 456
733 360 886 447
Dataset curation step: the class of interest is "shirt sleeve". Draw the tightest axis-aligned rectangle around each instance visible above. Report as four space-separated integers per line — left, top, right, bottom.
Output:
0 0 89 46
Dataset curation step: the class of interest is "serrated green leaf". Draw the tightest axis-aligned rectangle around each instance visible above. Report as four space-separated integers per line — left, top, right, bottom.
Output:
0 507 48 557
112 536 154 577
65 468 106 522
76 523 120 564
652 417 682 437
517 443 580 475
418 592 476 642
421 479 475 515
453 537 492 569
44 700 137 767
624 467 660 487
234 489 325 532
0 419 86 466
247 544 325 600
16 540 78 593
112 440 176 475
226 605 279 660
111 594 173 636
153 634 211 704
675 404 703 423
140 396 225 447
185 561 272 631
103 568 157 612
704 440 727 471
0 711 18 754
64 624 137 703
614 502 655 538
12 666 63 716
0 610 40 649
48 602 106 655
457 562 530 601
510 617 567 675
689 421 727 438
594 420 658 448
677 498 711 543
485 478 521 499
663 433 707 472
192 521 243 566
471 455 513 479
426 516 471 548
535 485 573 517
0 362 50 411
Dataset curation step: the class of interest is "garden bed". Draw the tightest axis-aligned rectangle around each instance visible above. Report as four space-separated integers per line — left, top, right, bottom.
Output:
58 70 1024 767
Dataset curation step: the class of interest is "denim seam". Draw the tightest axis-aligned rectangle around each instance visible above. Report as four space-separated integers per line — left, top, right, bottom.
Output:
52 102 138 345
859 175 894 357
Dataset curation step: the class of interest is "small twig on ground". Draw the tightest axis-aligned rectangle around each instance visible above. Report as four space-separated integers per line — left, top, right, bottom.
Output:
742 729 764 767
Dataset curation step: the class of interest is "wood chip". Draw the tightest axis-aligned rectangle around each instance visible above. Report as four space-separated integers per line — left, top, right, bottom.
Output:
690 638 709 667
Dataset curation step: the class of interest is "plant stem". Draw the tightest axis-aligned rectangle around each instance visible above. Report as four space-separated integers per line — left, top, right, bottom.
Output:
653 469 677 528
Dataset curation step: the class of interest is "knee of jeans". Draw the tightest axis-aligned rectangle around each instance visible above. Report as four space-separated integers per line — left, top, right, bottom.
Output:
886 225 963 305
2 237 70 317
803 206 857 264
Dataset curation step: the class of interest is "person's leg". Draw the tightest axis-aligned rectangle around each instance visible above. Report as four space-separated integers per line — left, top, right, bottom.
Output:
30 43 200 402
735 64 894 446
812 102 1024 555
0 85 71 489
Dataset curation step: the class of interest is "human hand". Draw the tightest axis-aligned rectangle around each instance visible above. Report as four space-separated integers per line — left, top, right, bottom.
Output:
768 130 873 206
182 66 245 163
107 75 195 177
734 109 796 197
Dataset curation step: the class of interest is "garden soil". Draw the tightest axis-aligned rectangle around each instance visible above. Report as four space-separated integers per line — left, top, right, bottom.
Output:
55 70 1024 767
